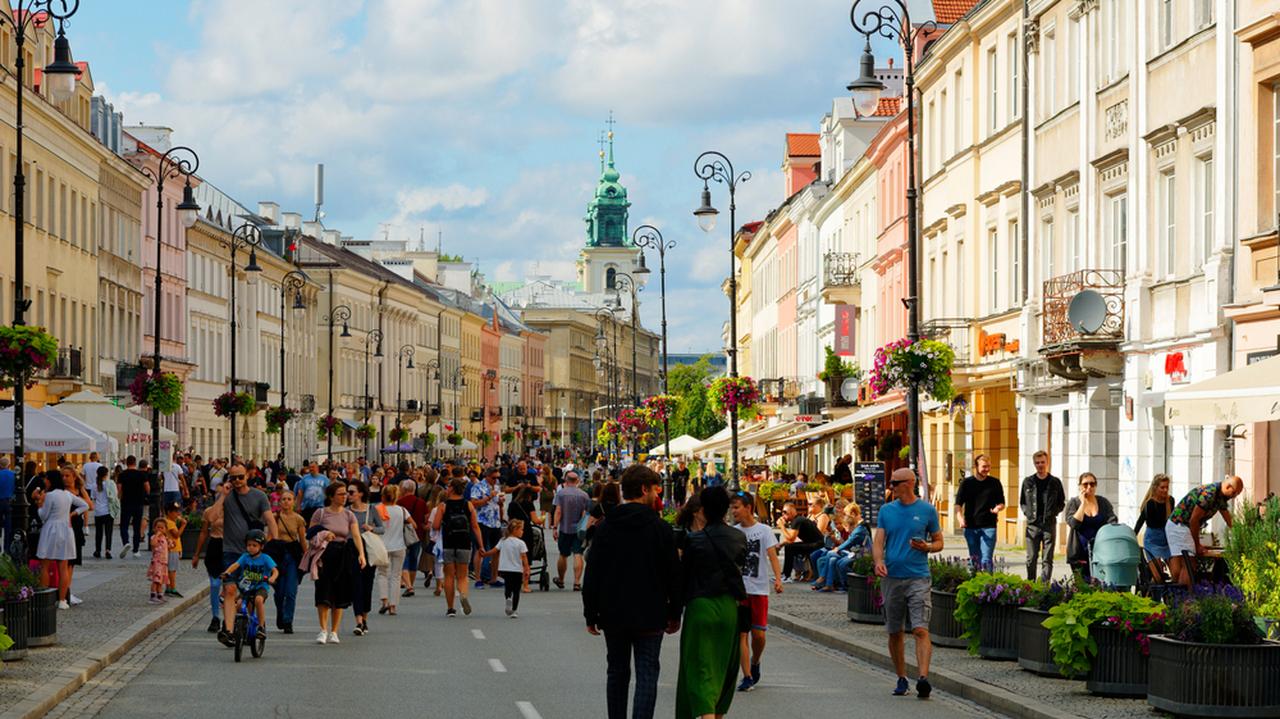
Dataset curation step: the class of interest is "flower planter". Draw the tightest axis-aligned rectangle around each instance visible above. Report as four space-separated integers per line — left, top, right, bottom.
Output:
928 590 966 648
1147 635 1280 717
977 603 1019 660
180 525 203 560
1 597 29 661
825 377 852 407
27 587 58 648
1086 624 1148 697
1016 607 1061 676
846 573 882 624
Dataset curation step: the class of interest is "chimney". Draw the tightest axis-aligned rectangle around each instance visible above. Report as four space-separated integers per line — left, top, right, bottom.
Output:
127 125 174 153
323 229 341 245
302 220 324 239
257 201 280 225
280 212 302 230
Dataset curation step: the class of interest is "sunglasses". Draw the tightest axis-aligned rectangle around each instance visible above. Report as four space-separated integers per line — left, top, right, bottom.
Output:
889 479 911 487
1081 482 1097 487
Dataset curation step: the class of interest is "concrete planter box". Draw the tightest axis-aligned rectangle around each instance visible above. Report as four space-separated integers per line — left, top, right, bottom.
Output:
929 589 966 648
977 603 1019 660
1147 635 1280 717
1017 607 1061 676
1086 624 1147 697
846 573 882 624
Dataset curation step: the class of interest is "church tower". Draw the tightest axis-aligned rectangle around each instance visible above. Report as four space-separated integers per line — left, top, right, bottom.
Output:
578 120 641 294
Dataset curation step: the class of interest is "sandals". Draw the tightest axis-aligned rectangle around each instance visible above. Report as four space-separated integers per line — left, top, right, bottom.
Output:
378 605 389 615
572 584 582 591
553 578 565 589
388 607 397 616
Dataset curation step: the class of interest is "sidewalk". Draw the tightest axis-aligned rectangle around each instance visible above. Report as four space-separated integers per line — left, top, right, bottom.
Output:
770 588 1143 719
0 554 209 719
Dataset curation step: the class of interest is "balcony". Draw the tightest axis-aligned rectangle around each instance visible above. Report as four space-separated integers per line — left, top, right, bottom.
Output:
821 251 861 304
1040 269 1125 380
116 362 142 397
48 348 83 379
921 318 973 368
400 399 420 413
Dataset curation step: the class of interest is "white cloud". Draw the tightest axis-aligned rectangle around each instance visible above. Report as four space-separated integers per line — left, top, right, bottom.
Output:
393 184 490 219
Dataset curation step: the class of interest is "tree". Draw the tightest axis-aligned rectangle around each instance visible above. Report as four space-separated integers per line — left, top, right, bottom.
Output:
667 355 725 440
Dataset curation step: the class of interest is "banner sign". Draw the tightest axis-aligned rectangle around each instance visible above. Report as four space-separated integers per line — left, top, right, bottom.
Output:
835 305 856 356
854 461 887 527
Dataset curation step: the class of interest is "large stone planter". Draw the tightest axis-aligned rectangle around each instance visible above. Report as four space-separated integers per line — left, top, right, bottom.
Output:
1017 607 1061 676
977 603 1019 660
1147 635 1280 717
846 572 882 624
825 377 852 408
929 589 966 648
27 587 58 648
1 597 29 661
180 525 203 560
1086 624 1148 697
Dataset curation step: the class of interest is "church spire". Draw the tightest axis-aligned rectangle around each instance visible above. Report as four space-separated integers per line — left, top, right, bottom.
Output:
583 113 630 248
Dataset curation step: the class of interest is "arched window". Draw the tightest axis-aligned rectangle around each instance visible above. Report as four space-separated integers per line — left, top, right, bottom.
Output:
605 267 617 290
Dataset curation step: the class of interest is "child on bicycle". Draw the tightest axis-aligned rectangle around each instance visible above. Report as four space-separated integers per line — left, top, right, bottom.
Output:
220 529 278 638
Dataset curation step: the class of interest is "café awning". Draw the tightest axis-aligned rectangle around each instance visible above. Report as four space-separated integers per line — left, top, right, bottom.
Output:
765 401 903 457
1165 355 1280 426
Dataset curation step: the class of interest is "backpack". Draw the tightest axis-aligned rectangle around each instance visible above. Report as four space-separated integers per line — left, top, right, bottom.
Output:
444 501 472 545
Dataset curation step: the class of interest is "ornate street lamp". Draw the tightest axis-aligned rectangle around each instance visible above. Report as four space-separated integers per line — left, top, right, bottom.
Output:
693 151 750 489
633 225 675 482
227 223 263 460
323 303 352 461
395 344 415 467
278 268 307 463
362 328 384 429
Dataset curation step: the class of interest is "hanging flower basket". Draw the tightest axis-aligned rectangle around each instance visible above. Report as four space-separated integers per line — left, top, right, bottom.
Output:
388 427 409 443
421 432 437 447
130 371 184 416
597 419 621 446
354 423 378 441
477 432 492 447
447 432 463 446
315 414 340 440
264 406 295 434
0 326 57 390
708 376 760 421
869 338 956 403
639 431 655 447
213 391 257 418
571 430 583 444
615 408 650 436
642 394 679 424
500 430 516 444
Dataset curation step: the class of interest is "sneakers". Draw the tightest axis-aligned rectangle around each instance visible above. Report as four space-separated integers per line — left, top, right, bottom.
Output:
68 594 82 606
163 589 182 598
893 677 910 696
148 596 163 605
736 677 756 693
218 629 235 647
281 624 294 634
505 596 514 616
460 596 472 615
316 631 329 645
509 611 519 619
207 618 221 633
327 631 340 644
916 676 932 700
751 663 761 684
353 625 366 636
474 580 487 589
256 627 267 639
57 600 70 610
446 608 458 618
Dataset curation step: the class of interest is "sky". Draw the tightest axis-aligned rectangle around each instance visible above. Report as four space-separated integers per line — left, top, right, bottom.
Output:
71 0 921 354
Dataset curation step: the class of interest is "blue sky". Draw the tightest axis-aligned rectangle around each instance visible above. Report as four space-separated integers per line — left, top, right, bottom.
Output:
72 0 919 354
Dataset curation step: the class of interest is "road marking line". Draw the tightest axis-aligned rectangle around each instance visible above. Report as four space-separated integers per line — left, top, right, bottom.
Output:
516 701 542 719
488 658 507 673
471 629 485 640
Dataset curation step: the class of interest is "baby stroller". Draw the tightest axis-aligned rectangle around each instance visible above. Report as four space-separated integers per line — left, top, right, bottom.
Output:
525 522 551 591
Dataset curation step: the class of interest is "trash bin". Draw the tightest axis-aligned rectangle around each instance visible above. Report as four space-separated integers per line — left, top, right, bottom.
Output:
1090 524 1142 588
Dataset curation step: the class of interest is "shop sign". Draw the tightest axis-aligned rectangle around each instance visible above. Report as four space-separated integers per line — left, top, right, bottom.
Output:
835 305 855 355
979 330 1019 357
791 414 823 424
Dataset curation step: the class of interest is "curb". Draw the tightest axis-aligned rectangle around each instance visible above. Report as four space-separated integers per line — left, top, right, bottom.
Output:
771 611 1081 719
0 581 210 719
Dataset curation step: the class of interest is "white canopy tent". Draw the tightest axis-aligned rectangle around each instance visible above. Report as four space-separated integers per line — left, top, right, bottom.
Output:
645 433 702 457
1165 355 1280 425
53 389 177 461
691 426 734 457
428 422 478 451
0 404 112 457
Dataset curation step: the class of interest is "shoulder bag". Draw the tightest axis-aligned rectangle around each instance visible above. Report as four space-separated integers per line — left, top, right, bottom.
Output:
356 508 389 568
230 489 265 532
399 505 420 549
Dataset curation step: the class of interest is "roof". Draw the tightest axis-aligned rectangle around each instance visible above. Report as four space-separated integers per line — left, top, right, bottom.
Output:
873 96 902 117
932 0 979 24
785 133 820 157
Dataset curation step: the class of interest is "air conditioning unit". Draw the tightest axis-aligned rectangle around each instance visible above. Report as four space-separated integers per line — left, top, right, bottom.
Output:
405 399 420 412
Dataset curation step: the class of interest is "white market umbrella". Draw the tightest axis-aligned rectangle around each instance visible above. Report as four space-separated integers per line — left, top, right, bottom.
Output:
0 405 109 455
54 389 176 461
646 433 702 457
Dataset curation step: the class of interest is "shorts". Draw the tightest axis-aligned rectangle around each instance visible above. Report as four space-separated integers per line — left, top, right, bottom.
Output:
881 576 931 634
743 594 769 632
556 532 584 556
441 547 471 565
403 542 423 571
1165 521 1196 558
244 586 269 601
167 551 180 572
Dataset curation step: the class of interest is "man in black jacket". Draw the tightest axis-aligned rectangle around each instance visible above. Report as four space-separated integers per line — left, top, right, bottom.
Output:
1019 450 1065 582
583 465 681 719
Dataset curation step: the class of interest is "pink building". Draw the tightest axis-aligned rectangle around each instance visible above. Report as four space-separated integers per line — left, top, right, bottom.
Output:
868 111 909 349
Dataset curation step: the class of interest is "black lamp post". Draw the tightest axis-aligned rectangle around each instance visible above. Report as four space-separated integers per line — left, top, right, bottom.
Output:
502 377 520 455
693 151 750 489
227 223 263 460
362 329 384 458
395 344 415 467
279 269 307 463
323 303 352 461
2 0 82 561
592 345 616 456
633 225 674 483
610 272 645 409
847 0 930 475
438 365 465 460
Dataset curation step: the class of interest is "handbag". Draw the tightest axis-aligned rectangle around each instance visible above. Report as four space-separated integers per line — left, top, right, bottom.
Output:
400 506 420 549
362 530 389 567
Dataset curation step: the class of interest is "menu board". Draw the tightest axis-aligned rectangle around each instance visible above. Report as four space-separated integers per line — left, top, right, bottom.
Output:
854 461 887 527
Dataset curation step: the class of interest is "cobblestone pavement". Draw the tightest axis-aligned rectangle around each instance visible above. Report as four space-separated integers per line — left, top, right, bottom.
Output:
0 554 207 714
772 588 1154 719
44 604 204 719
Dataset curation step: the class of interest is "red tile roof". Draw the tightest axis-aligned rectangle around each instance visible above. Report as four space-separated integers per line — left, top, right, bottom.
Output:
873 96 902 116
933 0 978 24
786 133 820 157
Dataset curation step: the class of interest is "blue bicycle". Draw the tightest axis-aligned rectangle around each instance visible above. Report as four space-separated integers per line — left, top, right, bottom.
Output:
230 576 266 662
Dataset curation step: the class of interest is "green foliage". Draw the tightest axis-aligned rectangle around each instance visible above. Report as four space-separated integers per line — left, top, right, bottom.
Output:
1164 585 1265 645
877 432 903 461
818 346 861 382
422 432 437 447
355 424 378 441
0 554 42 591
769 462 789 474
848 553 876 576
1223 495 1280 623
447 433 463 446
477 432 492 447
955 572 1036 653
501 430 517 443
1043 591 1164 678
928 557 971 593
0 624 13 654
757 481 788 500
667 356 726 440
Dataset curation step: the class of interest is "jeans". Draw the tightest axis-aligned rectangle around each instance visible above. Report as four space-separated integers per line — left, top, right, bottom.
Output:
782 542 822 578
273 553 299 627
208 576 222 621
93 514 114 555
162 490 181 507
119 503 145 553
603 630 664 719
963 527 997 569
1025 525 1055 582
478 525 502 582
821 552 856 588
379 549 406 603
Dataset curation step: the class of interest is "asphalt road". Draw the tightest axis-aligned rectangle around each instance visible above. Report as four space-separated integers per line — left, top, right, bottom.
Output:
89 554 998 719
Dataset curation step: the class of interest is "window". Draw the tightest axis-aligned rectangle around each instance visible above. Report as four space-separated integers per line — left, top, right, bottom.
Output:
1010 219 1021 301
1195 0 1212 29
1041 219 1055 284
1042 27 1056 118
1067 17 1079 105
1159 170 1177 276
1008 33 1019 119
928 99 937 172
954 68 965 152
987 47 999 132
1160 0 1174 49
955 238 965 312
1068 209 1082 273
1106 193 1128 274
940 88 949 160
988 226 1000 311
1195 156 1213 265
1099 0 1126 86
1273 86 1280 220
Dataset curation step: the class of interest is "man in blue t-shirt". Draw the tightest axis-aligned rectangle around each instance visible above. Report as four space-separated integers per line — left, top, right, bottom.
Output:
874 467 943 700
295 462 329 523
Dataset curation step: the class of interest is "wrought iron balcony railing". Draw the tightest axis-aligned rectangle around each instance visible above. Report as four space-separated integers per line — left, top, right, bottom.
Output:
46 348 83 379
1041 269 1124 349
921 318 973 367
823 251 861 288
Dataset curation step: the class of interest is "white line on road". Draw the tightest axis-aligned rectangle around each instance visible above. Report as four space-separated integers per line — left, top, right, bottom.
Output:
471 629 485 640
488 658 507 673
516 701 542 719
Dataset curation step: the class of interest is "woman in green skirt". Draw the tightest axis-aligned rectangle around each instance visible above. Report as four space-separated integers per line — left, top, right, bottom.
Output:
676 486 747 718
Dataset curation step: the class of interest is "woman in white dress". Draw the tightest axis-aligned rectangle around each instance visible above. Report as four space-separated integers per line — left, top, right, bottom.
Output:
36 468 91 609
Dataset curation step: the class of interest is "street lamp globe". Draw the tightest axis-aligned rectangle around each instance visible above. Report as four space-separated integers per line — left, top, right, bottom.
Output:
292 291 306 312
244 248 262 274
848 38 886 117
43 27 79 102
177 181 201 228
693 182 719 233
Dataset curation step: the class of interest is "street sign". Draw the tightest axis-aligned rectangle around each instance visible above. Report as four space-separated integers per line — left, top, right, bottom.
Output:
854 461 886 527
792 414 823 424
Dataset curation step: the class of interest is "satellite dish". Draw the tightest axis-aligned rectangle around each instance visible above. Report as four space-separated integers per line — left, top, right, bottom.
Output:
1067 290 1107 334
840 377 860 402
